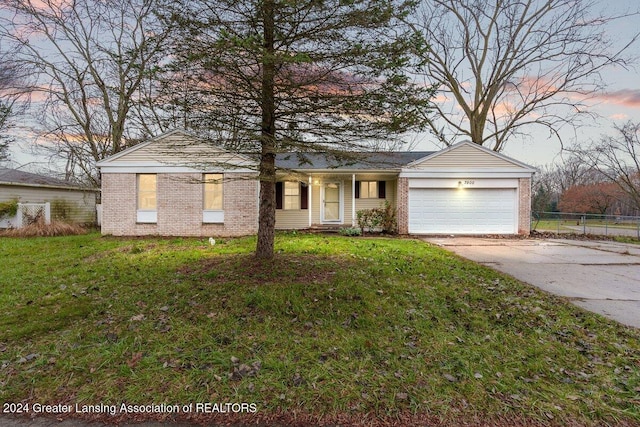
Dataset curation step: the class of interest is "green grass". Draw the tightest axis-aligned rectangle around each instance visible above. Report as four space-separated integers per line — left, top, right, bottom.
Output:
613 236 640 245
1 233 639 426
534 219 640 232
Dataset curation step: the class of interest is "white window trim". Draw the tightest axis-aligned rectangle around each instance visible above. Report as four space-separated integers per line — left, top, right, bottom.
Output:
137 210 157 223
202 210 224 223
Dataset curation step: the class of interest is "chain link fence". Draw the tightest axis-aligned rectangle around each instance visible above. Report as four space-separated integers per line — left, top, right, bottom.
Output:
531 211 640 239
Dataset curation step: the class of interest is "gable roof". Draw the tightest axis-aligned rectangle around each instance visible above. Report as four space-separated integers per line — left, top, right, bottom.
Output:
97 130 436 172
97 131 534 175
406 141 536 171
96 129 256 169
0 167 93 190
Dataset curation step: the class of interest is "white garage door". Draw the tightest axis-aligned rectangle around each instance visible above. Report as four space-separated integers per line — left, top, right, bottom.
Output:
408 188 517 234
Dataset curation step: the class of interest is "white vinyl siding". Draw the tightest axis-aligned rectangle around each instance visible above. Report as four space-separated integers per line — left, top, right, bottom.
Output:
0 184 97 224
109 132 254 168
355 180 396 211
412 144 519 169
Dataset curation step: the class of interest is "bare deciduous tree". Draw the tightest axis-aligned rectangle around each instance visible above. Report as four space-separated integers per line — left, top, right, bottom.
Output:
578 122 640 212
0 43 25 163
0 97 13 163
410 0 638 151
1 0 173 185
532 156 604 212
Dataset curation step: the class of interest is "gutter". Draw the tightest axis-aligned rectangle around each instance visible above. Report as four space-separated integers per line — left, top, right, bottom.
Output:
0 181 100 192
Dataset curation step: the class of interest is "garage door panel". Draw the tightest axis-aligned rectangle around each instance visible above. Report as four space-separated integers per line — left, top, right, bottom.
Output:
408 188 516 234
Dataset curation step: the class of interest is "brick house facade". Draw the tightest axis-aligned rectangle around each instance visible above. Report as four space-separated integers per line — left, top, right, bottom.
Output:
98 131 535 237
101 173 258 237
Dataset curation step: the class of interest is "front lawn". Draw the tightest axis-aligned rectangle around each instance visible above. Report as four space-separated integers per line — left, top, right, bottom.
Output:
0 233 639 426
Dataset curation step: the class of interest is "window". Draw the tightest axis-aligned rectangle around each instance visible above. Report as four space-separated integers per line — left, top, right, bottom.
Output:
137 174 157 210
203 173 223 210
360 181 378 199
276 182 308 210
355 180 386 199
284 181 300 210
137 174 157 223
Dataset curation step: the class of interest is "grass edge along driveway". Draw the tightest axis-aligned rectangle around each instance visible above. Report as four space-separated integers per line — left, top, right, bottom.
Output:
0 233 639 426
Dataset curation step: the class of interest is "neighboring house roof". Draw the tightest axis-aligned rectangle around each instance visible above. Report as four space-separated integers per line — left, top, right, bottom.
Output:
0 167 95 191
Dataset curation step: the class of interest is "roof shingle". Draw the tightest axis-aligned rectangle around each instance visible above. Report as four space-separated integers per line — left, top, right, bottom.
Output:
0 167 81 188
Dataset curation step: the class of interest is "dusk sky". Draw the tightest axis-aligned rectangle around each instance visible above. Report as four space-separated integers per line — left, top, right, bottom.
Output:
473 0 640 167
5 0 640 171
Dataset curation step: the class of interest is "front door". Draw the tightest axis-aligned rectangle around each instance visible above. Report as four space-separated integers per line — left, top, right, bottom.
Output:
322 182 341 222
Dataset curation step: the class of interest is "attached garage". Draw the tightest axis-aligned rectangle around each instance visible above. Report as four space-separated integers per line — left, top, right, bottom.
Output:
399 142 535 235
408 186 517 234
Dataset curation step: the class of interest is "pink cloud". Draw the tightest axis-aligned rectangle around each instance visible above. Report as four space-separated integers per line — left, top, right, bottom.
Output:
609 113 629 120
596 90 640 108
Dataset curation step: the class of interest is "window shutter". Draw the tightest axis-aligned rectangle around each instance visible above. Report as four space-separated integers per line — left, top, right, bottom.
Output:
378 181 386 199
300 182 308 210
355 181 360 199
276 182 283 210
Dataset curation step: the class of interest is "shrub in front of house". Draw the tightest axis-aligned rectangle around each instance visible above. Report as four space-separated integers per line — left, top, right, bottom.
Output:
0 199 18 219
356 201 397 235
338 227 362 236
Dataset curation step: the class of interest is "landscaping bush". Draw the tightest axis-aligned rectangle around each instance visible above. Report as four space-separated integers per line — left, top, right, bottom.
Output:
0 199 18 219
356 201 397 235
338 227 362 236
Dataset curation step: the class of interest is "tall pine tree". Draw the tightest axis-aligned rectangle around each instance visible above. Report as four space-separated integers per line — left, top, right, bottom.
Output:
164 0 432 258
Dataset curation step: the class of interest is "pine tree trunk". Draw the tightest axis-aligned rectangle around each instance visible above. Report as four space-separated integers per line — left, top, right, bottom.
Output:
255 0 276 260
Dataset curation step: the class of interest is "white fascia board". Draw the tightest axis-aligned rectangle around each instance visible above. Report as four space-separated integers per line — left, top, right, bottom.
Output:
99 164 257 174
399 169 534 179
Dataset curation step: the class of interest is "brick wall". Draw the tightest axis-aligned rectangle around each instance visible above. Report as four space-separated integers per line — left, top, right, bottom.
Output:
397 177 409 234
518 177 531 235
101 172 258 237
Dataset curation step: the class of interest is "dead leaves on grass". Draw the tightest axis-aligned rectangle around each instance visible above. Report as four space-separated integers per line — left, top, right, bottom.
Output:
126 352 143 368
180 253 350 286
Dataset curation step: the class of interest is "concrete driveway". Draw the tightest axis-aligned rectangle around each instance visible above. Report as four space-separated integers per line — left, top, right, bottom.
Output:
424 237 640 328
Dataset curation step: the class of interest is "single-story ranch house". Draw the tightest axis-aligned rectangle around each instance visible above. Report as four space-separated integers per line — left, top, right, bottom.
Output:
97 130 534 237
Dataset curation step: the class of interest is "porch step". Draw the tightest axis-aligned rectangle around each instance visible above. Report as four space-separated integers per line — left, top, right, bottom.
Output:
308 224 349 233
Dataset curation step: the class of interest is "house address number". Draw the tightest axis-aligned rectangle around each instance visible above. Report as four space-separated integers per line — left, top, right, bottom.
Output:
463 180 475 185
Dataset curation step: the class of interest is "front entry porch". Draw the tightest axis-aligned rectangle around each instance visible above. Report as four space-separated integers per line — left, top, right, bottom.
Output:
275 172 398 231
